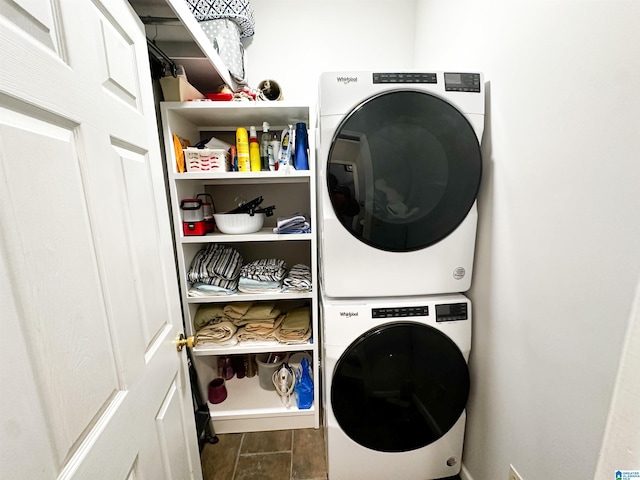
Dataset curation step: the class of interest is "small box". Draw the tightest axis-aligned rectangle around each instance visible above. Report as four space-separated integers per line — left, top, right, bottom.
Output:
159 76 205 102
184 148 231 172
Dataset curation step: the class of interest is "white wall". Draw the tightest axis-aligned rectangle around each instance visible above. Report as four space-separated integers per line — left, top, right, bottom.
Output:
246 0 416 105
411 1 640 479
244 2 640 479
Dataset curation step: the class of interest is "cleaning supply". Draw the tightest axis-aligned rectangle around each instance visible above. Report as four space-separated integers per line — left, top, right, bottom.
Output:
260 122 270 171
294 122 309 170
249 126 261 171
268 132 280 171
278 125 293 169
235 127 250 172
229 145 238 171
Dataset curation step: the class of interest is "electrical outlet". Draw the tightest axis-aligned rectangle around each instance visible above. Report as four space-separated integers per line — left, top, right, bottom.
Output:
508 464 523 480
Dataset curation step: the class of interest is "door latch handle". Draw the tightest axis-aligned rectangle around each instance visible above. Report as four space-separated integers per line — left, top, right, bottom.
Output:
176 333 198 352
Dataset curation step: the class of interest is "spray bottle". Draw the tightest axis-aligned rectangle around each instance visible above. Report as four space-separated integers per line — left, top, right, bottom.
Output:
249 126 261 172
260 122 270 171
236 127 250 172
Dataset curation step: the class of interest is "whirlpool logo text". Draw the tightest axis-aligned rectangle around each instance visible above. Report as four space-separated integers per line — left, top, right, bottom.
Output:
339 311 359 317
336 76 358 85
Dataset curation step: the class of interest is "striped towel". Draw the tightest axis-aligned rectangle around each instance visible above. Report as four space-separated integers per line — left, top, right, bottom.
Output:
283 264 312 292
240 258 287 282
187 244 243 290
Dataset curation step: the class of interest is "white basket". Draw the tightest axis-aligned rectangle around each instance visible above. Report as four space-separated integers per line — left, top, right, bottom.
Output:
213 213 265 234
184 148 231 172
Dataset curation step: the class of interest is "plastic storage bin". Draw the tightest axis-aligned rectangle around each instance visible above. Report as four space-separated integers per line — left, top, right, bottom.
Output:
255 353 286 391
185 148 231 172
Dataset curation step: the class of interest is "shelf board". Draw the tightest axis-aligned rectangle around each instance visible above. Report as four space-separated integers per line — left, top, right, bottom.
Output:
172 170 311 183
187 290 313 304
162 101 311 129
193 342 313 357
208 375 315 419
181 229 312 243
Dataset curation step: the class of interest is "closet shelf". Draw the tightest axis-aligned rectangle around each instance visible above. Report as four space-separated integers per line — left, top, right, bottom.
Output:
172 171 312 183
186 291 313 304
209 375 315 420
181 230 313 243
193 342 313 357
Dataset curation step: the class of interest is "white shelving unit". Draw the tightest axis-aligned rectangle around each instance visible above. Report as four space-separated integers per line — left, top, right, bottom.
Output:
160 101 319 433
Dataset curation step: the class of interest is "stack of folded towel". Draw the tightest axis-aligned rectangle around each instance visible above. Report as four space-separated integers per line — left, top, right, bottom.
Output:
193 304 238 346
274 306 312 344
192 302 313 347
225 302 283 344
283 264 312 292
272 213 311 234
187 244 243 296
238 258 287 293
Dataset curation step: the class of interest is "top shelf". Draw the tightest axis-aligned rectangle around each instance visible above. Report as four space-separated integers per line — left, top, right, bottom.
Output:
162 102 313 129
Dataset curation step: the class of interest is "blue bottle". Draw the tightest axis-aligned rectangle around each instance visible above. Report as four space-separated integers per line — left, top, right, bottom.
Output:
294 122 309 170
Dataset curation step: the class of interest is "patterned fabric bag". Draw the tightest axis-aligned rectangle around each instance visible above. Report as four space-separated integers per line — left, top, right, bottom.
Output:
184 0 255 85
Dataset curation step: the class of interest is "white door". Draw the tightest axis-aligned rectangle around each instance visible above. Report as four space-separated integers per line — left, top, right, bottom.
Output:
0 1 202 479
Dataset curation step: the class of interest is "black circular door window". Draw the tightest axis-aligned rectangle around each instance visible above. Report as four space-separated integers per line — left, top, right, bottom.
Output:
327 90 482 252
331 322 470 452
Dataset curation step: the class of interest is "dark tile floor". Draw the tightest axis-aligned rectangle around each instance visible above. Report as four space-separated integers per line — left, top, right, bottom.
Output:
201 428 327 480
200 428 462 480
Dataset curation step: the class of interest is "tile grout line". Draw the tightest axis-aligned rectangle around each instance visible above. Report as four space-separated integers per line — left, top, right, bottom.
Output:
232 433 244 480
290 430 294 480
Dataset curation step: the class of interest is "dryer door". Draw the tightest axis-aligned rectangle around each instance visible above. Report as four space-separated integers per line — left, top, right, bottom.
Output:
330 322 470 452
327 90 481 252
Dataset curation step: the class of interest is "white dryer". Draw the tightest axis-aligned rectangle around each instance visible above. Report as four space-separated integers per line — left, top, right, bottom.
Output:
318 71 484 298
322 293 472 480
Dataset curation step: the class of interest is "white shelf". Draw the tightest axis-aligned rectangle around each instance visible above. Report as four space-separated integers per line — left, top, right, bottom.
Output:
181 229 312 243
187 291 313 304
161 101 320 433
193 342 314 357
209 375 315 418
172 170 311 183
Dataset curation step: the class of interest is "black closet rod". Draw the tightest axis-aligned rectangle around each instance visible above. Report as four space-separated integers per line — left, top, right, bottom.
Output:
140 15 180 25
146 38 178 77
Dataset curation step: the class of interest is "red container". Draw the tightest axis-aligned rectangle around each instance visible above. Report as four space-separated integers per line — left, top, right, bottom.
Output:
181 198 207 236
197 193 216 233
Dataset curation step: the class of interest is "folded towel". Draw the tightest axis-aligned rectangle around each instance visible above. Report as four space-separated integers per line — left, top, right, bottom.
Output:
193 304 229 330
188 282 237 296
274 307 311 344
273 213 311 234
240 258 287 282
238 277 283 294
283 264 312 292
224 301 282 325
187 244 243 290
196 320 238 346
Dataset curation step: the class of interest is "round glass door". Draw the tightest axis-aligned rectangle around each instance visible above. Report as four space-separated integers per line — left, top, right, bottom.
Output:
327 90 482 252
331 322 470 452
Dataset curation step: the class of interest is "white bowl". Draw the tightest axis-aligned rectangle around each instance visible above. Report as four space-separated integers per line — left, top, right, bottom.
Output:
213 213 265 234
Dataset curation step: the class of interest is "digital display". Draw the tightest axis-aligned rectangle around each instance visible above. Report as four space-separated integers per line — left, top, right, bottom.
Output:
444 72 481 92
445 73 462 85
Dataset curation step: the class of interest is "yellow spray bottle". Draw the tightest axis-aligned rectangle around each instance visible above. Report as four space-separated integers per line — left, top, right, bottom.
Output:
236 127 250 172
249 126 261 172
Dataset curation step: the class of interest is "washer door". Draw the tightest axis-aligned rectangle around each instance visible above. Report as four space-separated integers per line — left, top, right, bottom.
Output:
331 322 470 452
327 90 481 252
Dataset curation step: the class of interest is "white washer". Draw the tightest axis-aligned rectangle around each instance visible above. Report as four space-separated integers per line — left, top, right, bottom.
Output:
322 293 472 480
318 71 484 298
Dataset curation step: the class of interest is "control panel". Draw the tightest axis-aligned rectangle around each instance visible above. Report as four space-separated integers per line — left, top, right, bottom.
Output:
372 306 429 318
444 72 481 92
373 72 437 84
435 303 469 322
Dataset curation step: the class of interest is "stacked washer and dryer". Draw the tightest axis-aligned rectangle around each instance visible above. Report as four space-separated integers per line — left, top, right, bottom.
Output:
317 71 484 479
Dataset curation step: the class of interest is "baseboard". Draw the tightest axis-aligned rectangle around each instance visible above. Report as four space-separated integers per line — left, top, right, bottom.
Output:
460 464 473 480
